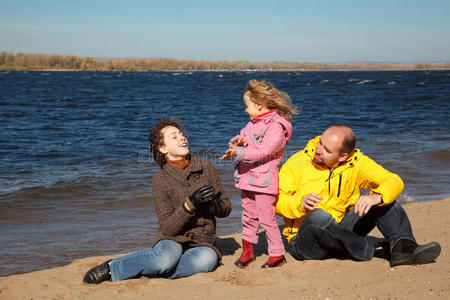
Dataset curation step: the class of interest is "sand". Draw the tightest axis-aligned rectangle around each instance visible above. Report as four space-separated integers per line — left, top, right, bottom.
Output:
1 198 448 300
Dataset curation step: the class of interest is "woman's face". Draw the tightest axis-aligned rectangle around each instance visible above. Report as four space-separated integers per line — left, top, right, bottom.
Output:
158 126 189 161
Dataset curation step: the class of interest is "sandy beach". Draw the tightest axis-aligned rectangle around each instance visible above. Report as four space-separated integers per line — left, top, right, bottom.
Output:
1 198 448 300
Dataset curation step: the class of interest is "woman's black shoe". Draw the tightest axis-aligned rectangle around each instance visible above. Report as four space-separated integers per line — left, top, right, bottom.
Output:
83 259 112 284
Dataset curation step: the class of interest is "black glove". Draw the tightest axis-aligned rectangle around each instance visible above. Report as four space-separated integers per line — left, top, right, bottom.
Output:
188 185 216 208
208 191 223 215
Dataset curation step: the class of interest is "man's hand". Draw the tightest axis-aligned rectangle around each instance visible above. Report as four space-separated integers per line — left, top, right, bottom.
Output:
302 193 322 210
354 194 382 216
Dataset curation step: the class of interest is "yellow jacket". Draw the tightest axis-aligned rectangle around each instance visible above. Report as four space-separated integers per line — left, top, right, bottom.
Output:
276 136 404 242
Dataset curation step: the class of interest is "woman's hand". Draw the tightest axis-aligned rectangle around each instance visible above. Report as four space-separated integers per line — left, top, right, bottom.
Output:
187 185 216 208
208 191 223 214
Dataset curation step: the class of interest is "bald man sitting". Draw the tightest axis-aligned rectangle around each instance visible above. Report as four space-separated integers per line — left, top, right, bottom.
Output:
276 125 440 267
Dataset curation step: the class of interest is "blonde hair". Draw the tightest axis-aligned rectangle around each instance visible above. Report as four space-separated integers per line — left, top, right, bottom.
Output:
244 80 298 122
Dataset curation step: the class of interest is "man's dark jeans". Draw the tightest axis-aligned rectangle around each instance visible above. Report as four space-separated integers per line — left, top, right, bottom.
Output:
288 201 416 261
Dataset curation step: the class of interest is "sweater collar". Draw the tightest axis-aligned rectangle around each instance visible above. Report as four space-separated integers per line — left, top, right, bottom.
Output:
163 153 203 183
167 157 191 171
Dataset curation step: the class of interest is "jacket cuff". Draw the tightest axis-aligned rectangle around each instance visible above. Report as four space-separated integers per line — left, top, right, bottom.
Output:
235 146 244 162
183 198 196 214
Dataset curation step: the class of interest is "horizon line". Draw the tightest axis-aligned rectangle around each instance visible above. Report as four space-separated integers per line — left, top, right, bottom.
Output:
2 51 449 65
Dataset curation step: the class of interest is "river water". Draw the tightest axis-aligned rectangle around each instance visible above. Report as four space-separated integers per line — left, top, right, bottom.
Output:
0 70 449 276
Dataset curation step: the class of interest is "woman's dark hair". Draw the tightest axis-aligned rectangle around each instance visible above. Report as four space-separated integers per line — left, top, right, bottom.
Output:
149 118 186 168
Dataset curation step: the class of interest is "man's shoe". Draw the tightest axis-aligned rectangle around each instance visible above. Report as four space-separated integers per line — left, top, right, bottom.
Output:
373 241 391 260
390 241 441 267
261 255 287 268
83 259 112 284
234 239 255 268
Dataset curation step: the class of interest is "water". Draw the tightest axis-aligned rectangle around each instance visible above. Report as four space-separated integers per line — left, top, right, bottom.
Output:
0 70 449 277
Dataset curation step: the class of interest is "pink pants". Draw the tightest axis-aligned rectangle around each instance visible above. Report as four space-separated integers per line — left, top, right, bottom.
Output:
241 190 285 257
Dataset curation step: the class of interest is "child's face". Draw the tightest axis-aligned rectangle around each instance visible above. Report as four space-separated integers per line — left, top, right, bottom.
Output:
243 93 263 120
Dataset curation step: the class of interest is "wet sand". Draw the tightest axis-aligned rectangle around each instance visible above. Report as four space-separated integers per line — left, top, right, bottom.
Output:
1 198 448 299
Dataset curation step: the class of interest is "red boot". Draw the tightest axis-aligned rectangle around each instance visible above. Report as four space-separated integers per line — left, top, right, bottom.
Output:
234 239 255 268
261 255 286 268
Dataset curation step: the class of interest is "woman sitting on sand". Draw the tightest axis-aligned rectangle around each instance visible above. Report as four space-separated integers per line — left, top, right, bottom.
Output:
83 118 232 284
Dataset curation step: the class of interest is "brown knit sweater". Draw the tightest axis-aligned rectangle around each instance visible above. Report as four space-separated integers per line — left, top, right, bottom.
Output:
151 154 232 259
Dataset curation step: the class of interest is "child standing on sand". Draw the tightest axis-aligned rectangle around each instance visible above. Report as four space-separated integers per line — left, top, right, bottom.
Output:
221 80 298 268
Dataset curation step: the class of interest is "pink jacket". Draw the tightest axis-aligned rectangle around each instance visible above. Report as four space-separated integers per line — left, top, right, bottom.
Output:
234 110 292 195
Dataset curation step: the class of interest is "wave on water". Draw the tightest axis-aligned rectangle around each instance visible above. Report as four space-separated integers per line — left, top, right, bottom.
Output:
396 193 416 203
389 147 450 202
1 175 154 207
357 79 376 85
413 95 437 101
423 148 450 161
3 181 95 202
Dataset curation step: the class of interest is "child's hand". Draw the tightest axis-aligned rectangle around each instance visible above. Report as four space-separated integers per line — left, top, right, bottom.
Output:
220 151 230 160
229 137 246 147
220 146 237 160
221 137 244 160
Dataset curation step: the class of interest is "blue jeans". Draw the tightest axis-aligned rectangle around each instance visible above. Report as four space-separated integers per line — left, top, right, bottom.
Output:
289 201 416 261
109 240 218 281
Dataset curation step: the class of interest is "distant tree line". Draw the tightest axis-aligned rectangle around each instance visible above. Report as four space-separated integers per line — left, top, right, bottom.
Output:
1 51 449 71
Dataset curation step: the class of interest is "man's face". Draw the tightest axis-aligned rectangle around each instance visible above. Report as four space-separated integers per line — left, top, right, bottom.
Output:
313 129 345 169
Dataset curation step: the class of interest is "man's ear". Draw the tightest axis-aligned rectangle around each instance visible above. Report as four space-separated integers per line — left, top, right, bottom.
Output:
338 152 349 163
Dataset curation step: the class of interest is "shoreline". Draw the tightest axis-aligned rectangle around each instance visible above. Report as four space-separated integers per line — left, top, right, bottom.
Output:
2 68 450 72
2 51 448 72
1 198 448 299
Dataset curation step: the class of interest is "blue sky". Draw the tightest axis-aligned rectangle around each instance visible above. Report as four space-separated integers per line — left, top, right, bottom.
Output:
1 0 449 62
